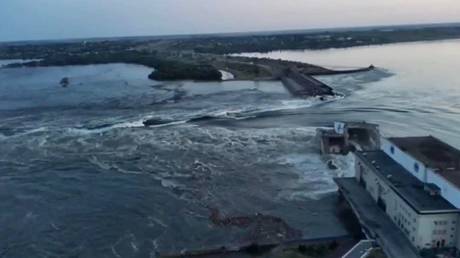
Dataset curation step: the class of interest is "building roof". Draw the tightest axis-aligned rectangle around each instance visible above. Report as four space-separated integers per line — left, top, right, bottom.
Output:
356 151 458 214
388 136 460 188
342 121 379 128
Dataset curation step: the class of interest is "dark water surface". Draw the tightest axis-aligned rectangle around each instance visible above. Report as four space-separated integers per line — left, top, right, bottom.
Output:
1 40 460 257
0 63 349 257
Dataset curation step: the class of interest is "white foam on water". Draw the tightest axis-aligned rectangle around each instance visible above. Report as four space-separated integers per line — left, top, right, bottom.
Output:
147 173 185 191
332 153 356 178
219 70 235 81
66 127 94 136
206 108 257 120
150 239 160 258
113 120 145 129
142 120 190 130
278 99 318 110
288 188 341 201
275 151 355 201
68 118 188 135
148 216 168 229
110 233 138 258
88 156 113 171
159 178 181 189
0 59 42 67
112 164 143 175
194 96 333 122
21 127 49 135
0 127 49 141
256 94 343 113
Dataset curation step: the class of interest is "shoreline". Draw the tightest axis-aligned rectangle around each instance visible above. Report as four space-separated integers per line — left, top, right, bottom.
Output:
3 24 459 83
0 53 373 99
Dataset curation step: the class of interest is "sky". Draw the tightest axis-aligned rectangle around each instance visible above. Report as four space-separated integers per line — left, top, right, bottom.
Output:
1 0 460 42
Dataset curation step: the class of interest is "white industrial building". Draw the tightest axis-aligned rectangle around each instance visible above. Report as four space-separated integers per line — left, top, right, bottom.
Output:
354 136 460 251
382 137 460 209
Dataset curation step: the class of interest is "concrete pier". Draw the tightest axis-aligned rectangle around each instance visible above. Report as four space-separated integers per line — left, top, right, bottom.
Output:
280 68 334 97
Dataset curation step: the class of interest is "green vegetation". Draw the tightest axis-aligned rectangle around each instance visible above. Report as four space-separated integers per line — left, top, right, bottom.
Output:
221 61 266 76
148 63 221 81
2 24 460 81
0 40 141 60
170 26 460 54
4 50 222 81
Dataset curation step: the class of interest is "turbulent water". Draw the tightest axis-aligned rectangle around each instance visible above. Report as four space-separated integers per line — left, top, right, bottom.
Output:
1 40 460 257
238 39 460 143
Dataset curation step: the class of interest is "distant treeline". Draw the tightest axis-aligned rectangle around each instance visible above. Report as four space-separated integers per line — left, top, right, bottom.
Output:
3 25 460 81
0 41 137 60
171 26 460 54
4 51 222 81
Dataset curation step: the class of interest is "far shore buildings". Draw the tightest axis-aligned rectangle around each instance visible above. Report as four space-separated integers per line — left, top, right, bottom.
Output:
351 135 460 252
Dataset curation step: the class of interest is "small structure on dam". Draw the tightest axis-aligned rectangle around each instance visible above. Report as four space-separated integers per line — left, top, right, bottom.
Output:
317 121 380 155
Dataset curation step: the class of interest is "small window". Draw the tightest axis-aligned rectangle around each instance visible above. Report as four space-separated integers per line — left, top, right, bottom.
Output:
390 146 395 154
414 163 420 173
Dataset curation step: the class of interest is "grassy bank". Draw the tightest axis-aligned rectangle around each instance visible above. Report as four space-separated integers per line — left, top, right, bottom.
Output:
4 51 223 81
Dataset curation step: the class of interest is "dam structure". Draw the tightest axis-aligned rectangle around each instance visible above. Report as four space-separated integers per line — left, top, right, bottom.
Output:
280 68 335 98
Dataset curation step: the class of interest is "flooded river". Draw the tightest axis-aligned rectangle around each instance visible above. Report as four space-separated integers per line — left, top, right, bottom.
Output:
238 39 460 143
1 39 460 257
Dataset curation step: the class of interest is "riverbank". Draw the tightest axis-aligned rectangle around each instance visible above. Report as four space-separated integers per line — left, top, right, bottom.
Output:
2 23 459 83
1 50 372 81
0 48 373 97
2 37 459 258
163 24 460 54
6 23 457 84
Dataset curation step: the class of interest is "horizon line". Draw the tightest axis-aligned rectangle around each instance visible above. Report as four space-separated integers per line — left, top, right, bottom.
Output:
1 21 460 45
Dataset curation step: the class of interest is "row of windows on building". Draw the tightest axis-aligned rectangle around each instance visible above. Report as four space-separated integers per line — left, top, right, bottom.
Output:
399 203 416 224
433 229 448 235
396 215 416 231
434 220 451 226
432 221 456 238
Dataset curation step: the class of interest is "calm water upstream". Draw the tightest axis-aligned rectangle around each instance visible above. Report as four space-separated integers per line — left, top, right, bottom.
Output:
238 39 460 143
1 40 460 257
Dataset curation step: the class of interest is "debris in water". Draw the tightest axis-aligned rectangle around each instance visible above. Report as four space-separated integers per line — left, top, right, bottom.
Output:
60 77 70 87
327 160 338 170
209 209 302 243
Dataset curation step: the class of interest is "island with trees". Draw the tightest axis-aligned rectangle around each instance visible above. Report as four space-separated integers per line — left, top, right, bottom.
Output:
1 23 460 83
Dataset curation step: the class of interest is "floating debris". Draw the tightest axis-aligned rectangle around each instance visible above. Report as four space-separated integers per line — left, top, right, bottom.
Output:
60 77 70 87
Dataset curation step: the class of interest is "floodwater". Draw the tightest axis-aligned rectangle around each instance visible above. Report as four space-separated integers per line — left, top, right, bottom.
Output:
1 39 460 257
0 63 348 257
238 39 460 144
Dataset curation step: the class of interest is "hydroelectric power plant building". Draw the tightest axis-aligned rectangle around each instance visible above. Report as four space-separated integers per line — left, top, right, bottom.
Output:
337 134 460 257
